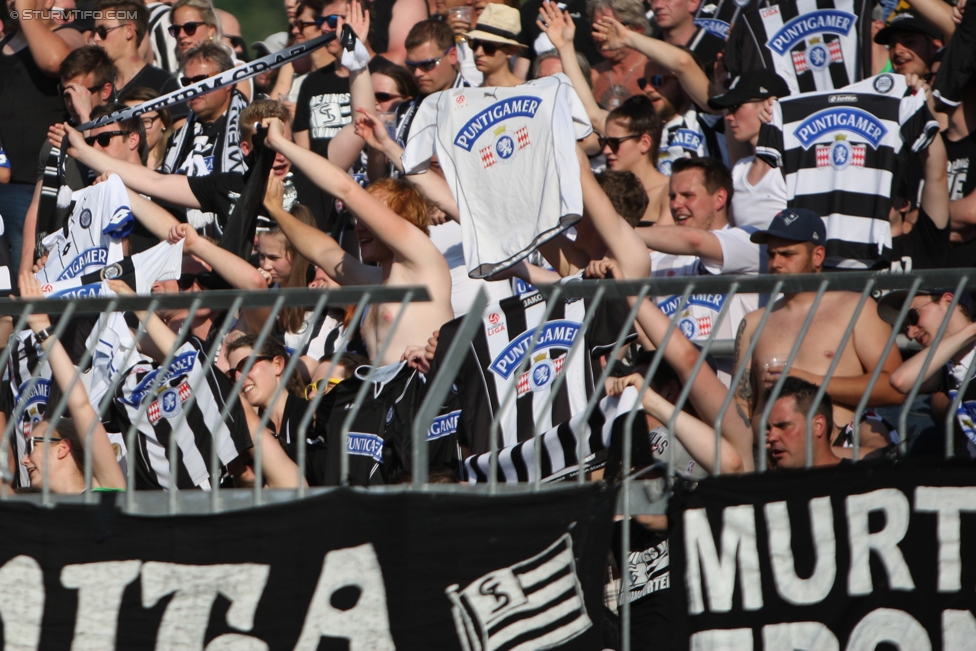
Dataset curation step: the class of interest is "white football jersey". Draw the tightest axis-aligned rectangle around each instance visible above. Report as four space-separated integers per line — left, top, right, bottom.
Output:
402 74 593 278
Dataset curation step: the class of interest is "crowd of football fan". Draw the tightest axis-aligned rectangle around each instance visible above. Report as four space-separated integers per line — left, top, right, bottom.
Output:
1 0 976 643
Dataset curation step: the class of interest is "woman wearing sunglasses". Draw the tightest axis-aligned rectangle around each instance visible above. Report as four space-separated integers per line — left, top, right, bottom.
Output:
17 272 127 494
464 4 524 88
169 0 252 100
224 335 330 485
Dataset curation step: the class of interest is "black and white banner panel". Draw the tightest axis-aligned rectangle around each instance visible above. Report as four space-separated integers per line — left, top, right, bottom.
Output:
0 484 614 650
669 460 976 650
77 30 337 131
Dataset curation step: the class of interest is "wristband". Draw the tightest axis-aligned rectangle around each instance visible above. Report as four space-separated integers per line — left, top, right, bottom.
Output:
340 26 371 73
35 327 52 343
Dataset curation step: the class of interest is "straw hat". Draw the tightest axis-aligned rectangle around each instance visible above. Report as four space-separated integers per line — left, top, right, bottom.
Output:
465 4 524 47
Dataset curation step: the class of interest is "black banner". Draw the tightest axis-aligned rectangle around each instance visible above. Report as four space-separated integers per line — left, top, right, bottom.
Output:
669 460 976 650
0 484 615 650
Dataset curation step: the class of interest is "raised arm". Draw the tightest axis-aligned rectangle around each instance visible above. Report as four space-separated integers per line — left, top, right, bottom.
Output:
538 2 608 133
14 0 81 76
891 319 976 393
262 175 378 286
609 374 744 474
55 123 201 208
327 5 376 170
19 272 126 489
264 116 442 270
577 146 651 278
638 225 724 266
594 17 712 112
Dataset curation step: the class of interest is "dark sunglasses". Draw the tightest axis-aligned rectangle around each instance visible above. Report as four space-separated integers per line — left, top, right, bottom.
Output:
598 134 639 153
93 23 126 39
177 272 213 290
28 435 63 455
168 21 207 37
227 355 273 380
293 19 318 30
314 14 342 29
84 130 128 147
374 92 403 102
637 74 667 90
901 302 936 334
471 39 501 56
180 71 219 86
405 47 454 72
58 81 105 96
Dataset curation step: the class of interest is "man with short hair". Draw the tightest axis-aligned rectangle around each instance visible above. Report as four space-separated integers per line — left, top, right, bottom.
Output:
92 0 187 121
161 41 246 235
734 209 905 456
764 377 842 469
649 0 724 76
587 0 649 109
642 157 760 380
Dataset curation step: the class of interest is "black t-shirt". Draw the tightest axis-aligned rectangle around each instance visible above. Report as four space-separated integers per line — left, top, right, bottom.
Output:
890 209 950 272
946 129 976 203
521 0 603 65
0 34 66 184
116 63 189 120
686 26 726 79
293 63 351 158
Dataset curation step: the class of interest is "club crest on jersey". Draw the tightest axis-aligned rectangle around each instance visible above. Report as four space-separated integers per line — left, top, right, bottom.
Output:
100 263 123 280
479 125 531 169
454 96 542 151
18 379 50 437
794 107 887 150
517 353 567 395
148 384 191 423
767 10 855 55
79 208 92 229
427 410 461 440
816 135 865 170
670 129 703 151
347 432 384 463
694 18 730 39
873 73 895 94
791 37 843 73
57 247 109 280
489 320 580 379
123 351 197 407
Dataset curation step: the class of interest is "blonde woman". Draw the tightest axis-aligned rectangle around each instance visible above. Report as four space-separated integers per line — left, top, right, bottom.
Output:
169 0 252 99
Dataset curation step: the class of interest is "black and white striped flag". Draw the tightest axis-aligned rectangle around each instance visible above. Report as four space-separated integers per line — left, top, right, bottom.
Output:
445 533 591 651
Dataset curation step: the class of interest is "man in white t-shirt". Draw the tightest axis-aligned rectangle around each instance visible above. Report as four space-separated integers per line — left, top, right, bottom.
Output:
708 69 790 230
641 158 761 382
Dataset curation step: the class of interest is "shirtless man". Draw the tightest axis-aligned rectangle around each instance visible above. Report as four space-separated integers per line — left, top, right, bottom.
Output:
261 116 454 366
733 209 905 455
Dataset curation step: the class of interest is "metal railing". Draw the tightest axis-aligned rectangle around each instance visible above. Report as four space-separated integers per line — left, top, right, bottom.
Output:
3 270 974 651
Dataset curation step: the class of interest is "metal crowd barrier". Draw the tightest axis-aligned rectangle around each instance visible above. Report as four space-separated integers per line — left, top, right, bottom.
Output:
2 270 974 651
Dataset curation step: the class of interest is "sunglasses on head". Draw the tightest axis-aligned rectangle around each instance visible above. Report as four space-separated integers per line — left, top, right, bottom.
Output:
227 355 274 380
58 81 106 96
93 23 126 39
374 92 403 103
168 21 207 37
314 14 342 29
637 74 666 90
471 39 501 56
84 130 128 147
404 47 454 72
180 71 219 87
177 272 213 290
598 134 639 153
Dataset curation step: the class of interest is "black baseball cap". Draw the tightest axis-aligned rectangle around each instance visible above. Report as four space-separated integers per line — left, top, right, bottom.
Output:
874 12 942 44
750 209 826 244
708 70 791 110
